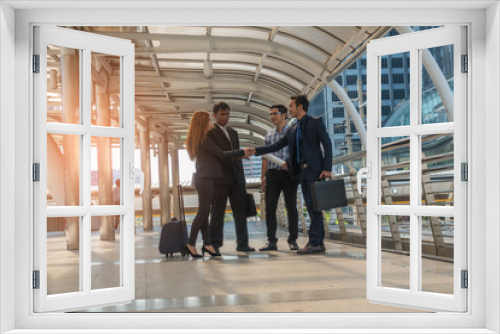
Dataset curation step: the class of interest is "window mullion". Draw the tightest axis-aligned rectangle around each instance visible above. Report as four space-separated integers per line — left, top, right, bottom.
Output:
409 47 420 295
82 48 92 294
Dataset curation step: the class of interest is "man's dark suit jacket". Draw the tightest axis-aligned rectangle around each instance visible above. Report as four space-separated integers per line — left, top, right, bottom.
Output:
195 134 244 179
255 114 332 179
207 125 246 185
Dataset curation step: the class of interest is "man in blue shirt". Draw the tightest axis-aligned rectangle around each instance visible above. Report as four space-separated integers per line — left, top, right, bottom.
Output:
259 105 299 251
253 95 332 254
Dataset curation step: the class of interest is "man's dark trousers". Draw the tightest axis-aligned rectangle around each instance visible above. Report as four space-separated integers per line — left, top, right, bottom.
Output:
210 182 249 249
264 169 298 244
300 168 325 246
207 125 250 250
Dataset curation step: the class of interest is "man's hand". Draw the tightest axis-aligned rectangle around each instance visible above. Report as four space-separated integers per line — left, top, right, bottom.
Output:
243 148 255 157
261 178 267 192
281 162 289 171
319 171 332 180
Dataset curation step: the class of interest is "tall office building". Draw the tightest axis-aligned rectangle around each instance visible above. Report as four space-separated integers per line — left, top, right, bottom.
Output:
308 26 452 158
242 155 263 180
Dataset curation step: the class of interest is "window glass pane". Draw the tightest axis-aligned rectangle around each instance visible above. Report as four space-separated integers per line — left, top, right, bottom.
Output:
380 215 410 290
394 89 406 100
380 52 410 127
381 105 391 116
391 57 403 68
92 216 121 290
421 134 454 206
47 216 81 295
91 52 121 127
47 134 80 207
393 73 405 84
46 45 80 124
421 45 454 124
421 216 454 295
332 107 344 118
346 75 358 85
91 137 121 205
380 136 410 205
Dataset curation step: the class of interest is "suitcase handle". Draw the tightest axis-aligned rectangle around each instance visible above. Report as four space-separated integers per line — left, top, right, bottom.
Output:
178 185 185 221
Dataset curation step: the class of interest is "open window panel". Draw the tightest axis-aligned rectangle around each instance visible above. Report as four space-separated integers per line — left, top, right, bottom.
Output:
365 26 467 312
33 26 136 312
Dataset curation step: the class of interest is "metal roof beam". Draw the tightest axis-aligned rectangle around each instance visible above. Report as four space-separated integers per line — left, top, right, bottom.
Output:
93 32 324 75
136 101 270 118
268 27 280 41
132 72 299 96
133 74 296 96
140 26 172 102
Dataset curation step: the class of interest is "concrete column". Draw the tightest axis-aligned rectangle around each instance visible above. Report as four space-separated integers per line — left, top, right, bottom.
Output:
49 69 58 89
171 149 181 219
46 134 65 205
140 121 153 230
96 67 115 240
158 135 171 225
61 47 80 250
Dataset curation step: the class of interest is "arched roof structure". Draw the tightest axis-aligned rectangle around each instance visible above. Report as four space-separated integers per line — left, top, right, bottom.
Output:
55 25 393 147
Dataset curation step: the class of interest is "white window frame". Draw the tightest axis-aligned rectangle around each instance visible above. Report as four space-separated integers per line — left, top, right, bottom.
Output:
1 2 498 333
366 26 468 312
32 25 136 313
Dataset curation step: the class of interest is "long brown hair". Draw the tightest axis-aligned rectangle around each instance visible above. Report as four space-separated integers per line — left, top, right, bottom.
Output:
185 110 211 160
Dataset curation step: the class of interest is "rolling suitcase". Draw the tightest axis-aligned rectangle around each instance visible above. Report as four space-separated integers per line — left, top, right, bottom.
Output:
159 185 188 257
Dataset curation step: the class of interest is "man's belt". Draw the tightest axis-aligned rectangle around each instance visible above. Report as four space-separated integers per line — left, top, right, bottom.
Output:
300 163 309 169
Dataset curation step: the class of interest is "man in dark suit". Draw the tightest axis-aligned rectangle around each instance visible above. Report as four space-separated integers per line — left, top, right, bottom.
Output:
208 102 255 253
253 95 332 254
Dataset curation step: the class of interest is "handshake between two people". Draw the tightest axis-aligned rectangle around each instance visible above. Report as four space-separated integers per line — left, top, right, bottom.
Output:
243 147 256 158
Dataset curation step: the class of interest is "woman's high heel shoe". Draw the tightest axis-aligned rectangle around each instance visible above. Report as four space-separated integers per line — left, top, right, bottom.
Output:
202 245 221 257
185 245 202 258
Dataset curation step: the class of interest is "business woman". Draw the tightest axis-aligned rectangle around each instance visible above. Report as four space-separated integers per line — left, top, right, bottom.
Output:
184 110 249 257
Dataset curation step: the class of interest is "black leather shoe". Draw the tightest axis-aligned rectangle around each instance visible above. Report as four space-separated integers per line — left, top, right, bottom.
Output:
184 245 202 258
236 245 256 252
259 242 277 251
297 244 323 255
288 242 299 250
202 245 221 257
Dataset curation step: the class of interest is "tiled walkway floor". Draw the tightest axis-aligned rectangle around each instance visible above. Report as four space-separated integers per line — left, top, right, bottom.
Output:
45 221 453 313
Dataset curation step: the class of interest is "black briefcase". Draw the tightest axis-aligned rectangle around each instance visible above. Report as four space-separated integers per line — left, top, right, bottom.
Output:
309 179 348 211
245 193 257 217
